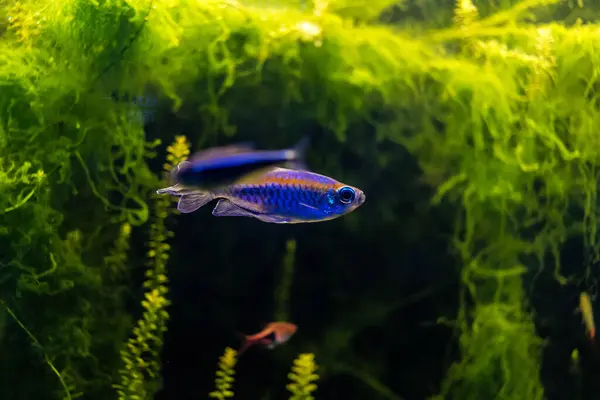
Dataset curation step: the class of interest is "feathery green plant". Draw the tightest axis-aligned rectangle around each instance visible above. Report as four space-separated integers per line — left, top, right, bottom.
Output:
209 347 238 399
287 353 319 400
114 136 190 399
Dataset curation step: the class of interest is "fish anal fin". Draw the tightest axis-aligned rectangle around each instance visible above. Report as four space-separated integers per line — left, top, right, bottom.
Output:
255 214 292 224
212 199 291 223
212 199 263 218
265 341 277 350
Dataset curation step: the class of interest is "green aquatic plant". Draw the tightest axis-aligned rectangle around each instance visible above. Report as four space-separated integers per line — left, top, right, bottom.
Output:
209 347 238 399
287 353 319 400
207 348 319 400
0 160 45 215
1 0 154 393
408 0 600 398
274 239 297 322
0 299 71 399
115 135 190 399
104 223 133 279
2 0 600 398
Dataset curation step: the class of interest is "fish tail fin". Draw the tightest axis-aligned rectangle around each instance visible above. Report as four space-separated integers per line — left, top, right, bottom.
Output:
236 333 251 356
294 136 310 158
285 136 310 171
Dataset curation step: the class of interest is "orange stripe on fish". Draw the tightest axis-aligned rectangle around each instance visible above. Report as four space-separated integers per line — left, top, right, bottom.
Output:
236 167 341 192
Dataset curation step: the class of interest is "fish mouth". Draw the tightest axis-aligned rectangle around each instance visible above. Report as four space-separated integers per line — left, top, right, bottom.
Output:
358 191 366 205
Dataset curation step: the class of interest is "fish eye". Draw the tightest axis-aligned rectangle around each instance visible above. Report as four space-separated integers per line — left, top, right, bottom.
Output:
338 187 356 204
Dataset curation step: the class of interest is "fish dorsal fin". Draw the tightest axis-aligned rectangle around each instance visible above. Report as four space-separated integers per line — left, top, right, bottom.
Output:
231 166 281 185
188 142 256 162
177 160 192 171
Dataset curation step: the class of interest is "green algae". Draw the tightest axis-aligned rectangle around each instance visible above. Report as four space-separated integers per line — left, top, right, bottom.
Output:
1 0 600 398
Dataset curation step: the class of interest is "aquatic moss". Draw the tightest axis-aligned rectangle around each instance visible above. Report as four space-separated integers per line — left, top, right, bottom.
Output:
0 160 45 215
1 2 154 394
3 0 600 398
104 223 133 279
209 347 238 400
411 1 600 398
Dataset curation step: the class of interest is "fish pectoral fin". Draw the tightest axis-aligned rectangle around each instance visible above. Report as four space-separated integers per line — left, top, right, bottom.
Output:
212 199 262 218
255 214 292 223
157 184 210 202
157 183 188 196
298 202 319 211
177 192 214 213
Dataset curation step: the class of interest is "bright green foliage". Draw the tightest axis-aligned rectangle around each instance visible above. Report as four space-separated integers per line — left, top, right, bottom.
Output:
287 353 319 400
2 0 600 398
437 281 544 400
1 0 155 396
0 161 45 216
209 347 238 399
274 239 297 322
104 223 133 278
412 0 600 398
114 136 190 399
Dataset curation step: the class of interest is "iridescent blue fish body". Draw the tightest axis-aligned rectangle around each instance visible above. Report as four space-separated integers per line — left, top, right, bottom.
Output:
157 167 365 224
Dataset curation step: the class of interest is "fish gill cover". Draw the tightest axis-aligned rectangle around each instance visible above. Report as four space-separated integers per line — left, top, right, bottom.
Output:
1 0 600 399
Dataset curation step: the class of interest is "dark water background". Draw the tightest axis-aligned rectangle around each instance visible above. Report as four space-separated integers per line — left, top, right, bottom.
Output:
136 109 600 400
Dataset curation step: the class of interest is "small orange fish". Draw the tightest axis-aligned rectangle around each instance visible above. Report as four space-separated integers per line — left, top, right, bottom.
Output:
577 292 596 343
238 321 297 355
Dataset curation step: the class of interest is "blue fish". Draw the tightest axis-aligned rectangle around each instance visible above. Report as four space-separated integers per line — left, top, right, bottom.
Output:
170 138 309 190
156 167 366 224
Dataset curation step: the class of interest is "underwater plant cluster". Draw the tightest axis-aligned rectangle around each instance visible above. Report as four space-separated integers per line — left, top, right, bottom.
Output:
3 0 600 399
